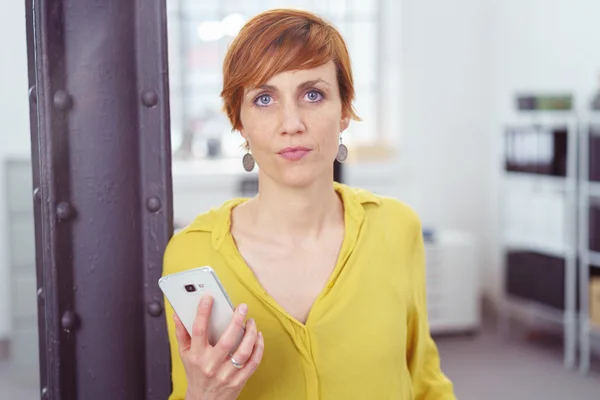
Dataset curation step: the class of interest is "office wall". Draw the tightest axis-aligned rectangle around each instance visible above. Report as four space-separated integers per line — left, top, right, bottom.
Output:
399 0 492 288
0 1 31 339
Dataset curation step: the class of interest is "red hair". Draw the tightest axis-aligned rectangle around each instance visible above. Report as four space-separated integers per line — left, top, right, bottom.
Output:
220 8 361 132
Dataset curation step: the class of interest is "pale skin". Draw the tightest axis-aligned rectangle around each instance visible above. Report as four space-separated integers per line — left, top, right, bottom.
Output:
174 60 350 400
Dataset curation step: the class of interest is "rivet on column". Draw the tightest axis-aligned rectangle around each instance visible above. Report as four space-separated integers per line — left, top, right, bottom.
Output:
53 90 72 110
146 197 162 213
147 301 164 317
61 310 79 330
56 202 74 221
142 90 158 107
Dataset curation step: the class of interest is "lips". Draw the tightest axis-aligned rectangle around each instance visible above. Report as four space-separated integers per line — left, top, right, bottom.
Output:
278 146 312 161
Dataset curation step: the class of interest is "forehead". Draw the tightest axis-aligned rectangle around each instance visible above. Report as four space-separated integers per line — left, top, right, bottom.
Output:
249 61 337 91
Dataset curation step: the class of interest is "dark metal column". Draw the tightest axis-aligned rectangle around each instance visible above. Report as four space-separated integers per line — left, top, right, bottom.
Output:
27 0 173 399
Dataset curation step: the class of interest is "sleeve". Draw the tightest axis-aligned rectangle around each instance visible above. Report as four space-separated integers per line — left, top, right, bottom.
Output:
406 218 456 400
163 235 189 400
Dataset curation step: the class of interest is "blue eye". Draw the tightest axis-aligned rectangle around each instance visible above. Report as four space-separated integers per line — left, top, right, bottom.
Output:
306 90 323 102
254 94 272 106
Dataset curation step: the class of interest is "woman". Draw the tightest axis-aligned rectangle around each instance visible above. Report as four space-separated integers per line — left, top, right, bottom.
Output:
163 8 455 400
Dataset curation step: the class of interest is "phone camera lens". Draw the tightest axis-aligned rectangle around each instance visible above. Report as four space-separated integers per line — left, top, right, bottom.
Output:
184 284 196 293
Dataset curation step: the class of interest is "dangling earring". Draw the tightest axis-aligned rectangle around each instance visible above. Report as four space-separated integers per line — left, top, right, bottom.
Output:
336 134 348 163
242 144 255 172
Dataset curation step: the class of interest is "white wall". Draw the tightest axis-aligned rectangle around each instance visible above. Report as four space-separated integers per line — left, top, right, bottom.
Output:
0 1 31 339
485 0 600 300
398 0 492 290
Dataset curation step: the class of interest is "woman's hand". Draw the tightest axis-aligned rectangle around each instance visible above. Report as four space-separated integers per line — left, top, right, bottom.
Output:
173 296 265 400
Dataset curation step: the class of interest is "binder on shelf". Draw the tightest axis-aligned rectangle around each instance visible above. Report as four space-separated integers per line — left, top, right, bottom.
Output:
590 124 600 182
505 250 566 310
504 125 566 176
590 200 600 253
516 94 573 111
506 251 537 302
538 126 554 175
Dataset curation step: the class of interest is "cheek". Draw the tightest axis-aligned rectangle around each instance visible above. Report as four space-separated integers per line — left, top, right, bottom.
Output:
318 118 341 151
325 131 339 152
240 109 270 149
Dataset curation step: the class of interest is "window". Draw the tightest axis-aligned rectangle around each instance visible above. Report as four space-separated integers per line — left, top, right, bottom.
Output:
166 0 388 161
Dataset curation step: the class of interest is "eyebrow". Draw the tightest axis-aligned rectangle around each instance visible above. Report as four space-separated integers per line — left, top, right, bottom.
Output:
297 79 331 90
247 79 331 95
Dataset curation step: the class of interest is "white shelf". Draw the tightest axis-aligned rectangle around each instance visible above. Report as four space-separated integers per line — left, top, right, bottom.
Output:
583 114 600 124
505 172 570 193
502 112 578 371
506 295 565 325
508 111 577 128
589 251 600 267
588 182 600 198
531 303 567 325
505 235 570 259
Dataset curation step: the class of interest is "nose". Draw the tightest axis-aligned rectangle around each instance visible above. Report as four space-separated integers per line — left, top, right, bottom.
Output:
279 101 306 135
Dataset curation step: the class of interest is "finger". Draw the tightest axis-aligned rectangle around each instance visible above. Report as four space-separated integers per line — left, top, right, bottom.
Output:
190 296 213 354
232 331 264 385
229 318 258 368
173 313 191 354
213 303 248 360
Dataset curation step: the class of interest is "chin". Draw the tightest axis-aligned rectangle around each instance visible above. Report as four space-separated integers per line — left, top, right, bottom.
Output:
274 167 325 188
279 173 318 188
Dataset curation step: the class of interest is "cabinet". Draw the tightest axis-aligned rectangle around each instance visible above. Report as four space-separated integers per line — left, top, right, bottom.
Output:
501 112 579 369
425 231 479 334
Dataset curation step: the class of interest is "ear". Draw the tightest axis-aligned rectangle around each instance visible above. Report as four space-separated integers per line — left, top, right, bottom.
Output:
339 115 350 132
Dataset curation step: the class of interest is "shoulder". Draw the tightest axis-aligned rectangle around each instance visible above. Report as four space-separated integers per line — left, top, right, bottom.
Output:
342 184 422 235
376 194 421 223
372 196 422 248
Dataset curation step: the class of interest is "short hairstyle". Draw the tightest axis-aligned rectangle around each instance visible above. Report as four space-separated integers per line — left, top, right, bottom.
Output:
220 8 361 132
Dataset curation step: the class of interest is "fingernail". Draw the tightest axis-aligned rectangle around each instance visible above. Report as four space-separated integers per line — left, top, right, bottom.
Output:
201 296 212 308
247 318 255 326
238 303 248 316
258 332 263 340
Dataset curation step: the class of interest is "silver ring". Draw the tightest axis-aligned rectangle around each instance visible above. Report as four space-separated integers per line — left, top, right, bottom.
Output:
230 356 244 369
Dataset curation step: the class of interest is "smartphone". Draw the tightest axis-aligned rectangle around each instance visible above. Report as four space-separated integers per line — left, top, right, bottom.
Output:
159 266 243 347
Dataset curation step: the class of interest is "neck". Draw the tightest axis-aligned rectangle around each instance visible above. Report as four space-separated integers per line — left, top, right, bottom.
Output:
250 172 342 240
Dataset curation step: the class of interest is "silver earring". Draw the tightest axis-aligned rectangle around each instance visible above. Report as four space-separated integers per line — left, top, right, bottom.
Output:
242 151 255 172
336 135 348 163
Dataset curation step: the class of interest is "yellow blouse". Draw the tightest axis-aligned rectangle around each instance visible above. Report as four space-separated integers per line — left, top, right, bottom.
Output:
163 183 455 399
